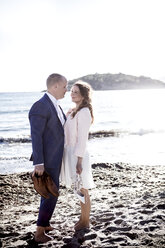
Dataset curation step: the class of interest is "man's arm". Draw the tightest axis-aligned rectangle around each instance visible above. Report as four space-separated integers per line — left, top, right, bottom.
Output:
29 102 48 176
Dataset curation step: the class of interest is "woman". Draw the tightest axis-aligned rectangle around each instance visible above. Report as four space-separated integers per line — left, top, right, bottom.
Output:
60 81 95 231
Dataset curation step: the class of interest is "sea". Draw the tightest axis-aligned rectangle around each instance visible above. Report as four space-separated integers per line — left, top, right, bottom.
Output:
0 89 165 174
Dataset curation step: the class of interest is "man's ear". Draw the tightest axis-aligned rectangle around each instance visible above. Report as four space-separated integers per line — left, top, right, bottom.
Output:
53 83 58 89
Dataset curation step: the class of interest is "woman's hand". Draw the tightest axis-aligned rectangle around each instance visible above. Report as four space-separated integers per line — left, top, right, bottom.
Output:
66 108 73 117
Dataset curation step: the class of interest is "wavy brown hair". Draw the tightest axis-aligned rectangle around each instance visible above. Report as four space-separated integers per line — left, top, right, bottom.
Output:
71 81 94 123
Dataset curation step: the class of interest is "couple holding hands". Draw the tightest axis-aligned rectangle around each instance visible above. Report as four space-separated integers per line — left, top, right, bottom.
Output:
29 73 95 243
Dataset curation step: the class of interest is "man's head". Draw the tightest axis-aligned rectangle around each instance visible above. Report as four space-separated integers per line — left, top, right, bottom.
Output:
46 73 67 99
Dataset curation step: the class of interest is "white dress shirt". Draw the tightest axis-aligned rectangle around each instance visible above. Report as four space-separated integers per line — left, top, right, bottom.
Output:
46 92 65 126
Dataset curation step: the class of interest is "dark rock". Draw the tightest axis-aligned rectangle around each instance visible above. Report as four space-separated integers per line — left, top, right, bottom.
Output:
114 219 123 225
140 210 154 214
84 233 97 241
148 226 158 232
105 226 132 232
124 232 138 240
114 164 124 170
140 220 156 225
111 184 120 187
115 204 125 208
159 192 165 198
110 237 126 242
92 163 110 169
116 212 123 216
155 215 164 220
157 204 165 209
141 239 153 246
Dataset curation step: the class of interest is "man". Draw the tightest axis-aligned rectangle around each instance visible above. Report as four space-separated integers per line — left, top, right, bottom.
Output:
29 73 67 243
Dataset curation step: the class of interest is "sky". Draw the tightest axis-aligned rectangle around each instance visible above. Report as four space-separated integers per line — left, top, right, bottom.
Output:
0 0 165 92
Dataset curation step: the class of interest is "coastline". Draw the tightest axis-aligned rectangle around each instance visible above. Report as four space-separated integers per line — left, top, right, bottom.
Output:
1 163 165 248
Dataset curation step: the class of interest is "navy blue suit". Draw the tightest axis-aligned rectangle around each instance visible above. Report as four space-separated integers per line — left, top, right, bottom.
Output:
29 93 66 227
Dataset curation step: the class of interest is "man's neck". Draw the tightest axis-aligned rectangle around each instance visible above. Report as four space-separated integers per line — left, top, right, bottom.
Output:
47 91 58 100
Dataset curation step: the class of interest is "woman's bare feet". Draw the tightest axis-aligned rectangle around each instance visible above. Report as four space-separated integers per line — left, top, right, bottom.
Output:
74 216 82 228
74 221 89 231
74 220 80 228
74 188 91 231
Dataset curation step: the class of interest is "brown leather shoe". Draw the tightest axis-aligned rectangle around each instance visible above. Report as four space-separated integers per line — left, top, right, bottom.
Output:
45 174 59 197
31 173 50 199
31 172 59 198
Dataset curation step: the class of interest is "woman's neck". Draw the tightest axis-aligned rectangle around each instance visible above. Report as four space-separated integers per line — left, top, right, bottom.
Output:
75 101 82 109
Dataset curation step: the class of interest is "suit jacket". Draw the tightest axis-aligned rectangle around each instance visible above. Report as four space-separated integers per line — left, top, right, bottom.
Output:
29 93 66 173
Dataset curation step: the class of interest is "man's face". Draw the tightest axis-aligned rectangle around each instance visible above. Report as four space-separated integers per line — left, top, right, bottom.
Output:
56 80 68 99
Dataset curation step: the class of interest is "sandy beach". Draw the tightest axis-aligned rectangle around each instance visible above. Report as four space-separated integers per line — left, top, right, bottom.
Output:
0 163 165 248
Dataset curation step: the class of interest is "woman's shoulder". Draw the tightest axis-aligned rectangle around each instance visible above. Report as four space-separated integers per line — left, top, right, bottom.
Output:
77 107 91 120
78 107 90 114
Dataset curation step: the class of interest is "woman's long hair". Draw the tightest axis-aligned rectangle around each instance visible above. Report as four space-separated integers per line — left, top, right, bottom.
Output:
71 81 94 123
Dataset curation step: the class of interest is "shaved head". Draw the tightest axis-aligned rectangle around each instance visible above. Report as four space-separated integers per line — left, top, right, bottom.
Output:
46 73 67 89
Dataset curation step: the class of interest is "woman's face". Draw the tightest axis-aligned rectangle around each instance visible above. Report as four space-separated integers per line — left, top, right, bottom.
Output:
71 85 84 104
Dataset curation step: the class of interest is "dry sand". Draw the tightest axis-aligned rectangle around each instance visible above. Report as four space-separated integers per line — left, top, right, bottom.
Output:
0 163 165 248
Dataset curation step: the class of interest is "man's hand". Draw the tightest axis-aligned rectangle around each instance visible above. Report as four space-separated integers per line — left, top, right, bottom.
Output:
32 164 44 177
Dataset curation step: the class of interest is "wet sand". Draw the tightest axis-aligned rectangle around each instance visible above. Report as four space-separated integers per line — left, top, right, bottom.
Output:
0 163 165 248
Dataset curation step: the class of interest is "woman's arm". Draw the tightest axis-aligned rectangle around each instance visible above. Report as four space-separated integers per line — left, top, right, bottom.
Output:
76 157 83 174
74 108 92 158
75 108 92 174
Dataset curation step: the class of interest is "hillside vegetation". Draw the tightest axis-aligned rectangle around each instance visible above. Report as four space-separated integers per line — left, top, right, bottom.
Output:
68 73 165 90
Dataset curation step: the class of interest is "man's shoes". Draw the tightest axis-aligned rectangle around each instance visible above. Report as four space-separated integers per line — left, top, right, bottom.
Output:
45 175 59 197
31 173 50 198
31 172 59 198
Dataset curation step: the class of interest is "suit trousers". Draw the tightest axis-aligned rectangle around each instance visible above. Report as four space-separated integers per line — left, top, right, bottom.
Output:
37 167 60 227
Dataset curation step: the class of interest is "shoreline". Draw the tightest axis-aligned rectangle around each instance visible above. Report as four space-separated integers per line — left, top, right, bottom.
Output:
1 163 165 248
1 133 165 175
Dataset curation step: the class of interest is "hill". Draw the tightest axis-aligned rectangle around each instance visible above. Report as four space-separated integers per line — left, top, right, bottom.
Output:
68 73 165 90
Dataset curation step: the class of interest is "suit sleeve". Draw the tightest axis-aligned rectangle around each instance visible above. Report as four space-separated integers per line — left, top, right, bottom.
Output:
29 101 48 165
74 108 92 158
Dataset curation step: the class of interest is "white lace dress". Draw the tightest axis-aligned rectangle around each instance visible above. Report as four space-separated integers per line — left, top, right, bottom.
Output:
60 107 95 189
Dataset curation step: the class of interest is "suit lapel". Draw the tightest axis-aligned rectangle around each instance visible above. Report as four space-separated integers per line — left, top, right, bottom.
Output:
43 94 64 130
59 105 66 122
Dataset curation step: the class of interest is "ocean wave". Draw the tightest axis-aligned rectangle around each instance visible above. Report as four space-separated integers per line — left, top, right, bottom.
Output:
90 129 165 138
129 129 157 136
0 137 31 143
89 130 121 138
0 109 28 115
0 132 119 143
0 129 163 144
0 156 29 160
